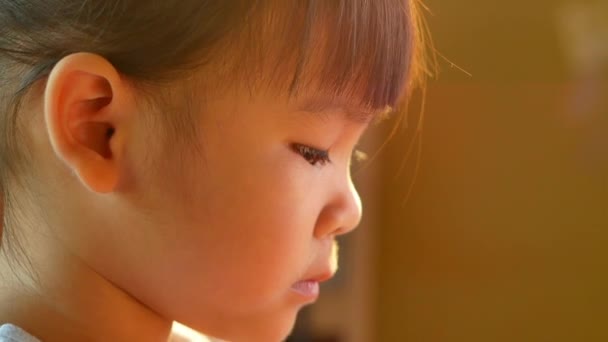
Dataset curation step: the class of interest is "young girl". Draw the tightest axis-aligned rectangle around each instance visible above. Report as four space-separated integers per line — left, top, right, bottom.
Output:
0 1 426 341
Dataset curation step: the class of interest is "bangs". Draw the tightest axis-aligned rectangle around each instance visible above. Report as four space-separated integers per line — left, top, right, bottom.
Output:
221 0 421 114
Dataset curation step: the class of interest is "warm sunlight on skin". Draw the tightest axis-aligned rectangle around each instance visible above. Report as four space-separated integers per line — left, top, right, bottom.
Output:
170 322 215 342
0 53 372 342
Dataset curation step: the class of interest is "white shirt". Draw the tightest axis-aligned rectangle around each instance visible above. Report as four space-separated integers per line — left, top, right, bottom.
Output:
0 323 218 342
0 324 40 342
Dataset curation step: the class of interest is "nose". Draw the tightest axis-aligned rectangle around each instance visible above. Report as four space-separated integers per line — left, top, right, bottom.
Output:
313 176 363 239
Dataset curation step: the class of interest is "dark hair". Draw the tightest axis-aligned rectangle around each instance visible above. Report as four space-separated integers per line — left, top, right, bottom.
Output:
0 0 427 252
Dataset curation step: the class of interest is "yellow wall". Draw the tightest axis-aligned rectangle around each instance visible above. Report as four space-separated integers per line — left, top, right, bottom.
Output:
374 0 608 341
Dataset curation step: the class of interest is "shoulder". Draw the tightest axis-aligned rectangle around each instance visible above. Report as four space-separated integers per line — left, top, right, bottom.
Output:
0 324 40 342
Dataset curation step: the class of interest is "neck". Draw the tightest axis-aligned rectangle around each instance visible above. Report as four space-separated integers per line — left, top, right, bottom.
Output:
0 230 173 342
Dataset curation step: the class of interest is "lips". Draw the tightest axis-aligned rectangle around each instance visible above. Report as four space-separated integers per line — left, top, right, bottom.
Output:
290 269 335 299
290 280 320 297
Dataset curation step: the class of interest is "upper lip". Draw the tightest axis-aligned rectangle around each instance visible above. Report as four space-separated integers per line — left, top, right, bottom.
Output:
302 269 335 283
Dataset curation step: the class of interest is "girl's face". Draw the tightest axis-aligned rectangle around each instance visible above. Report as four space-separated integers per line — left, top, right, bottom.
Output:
96 88 370 341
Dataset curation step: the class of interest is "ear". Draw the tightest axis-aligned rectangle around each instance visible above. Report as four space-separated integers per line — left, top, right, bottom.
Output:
44 52 133 193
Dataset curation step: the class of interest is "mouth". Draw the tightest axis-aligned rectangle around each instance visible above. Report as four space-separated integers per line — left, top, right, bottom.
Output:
290 270 335 300
290 280 320 299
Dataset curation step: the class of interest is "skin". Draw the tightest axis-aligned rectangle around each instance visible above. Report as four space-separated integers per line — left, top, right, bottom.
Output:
0 53 371 341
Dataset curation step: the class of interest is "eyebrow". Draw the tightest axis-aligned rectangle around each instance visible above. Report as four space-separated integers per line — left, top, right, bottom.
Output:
295 96 391 125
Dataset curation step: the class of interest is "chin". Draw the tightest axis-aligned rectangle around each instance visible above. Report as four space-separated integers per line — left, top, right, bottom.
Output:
191 307 301 342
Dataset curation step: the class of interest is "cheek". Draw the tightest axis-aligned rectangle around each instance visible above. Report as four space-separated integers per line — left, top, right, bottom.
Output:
165 158 320 311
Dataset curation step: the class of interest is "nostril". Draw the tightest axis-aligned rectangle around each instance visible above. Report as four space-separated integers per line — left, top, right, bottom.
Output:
313 181 363 238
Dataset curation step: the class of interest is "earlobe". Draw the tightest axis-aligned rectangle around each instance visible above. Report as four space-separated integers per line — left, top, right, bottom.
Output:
44 52 129 193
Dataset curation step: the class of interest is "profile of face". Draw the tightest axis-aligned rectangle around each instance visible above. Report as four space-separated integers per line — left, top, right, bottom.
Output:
34 50 371 341
143 89 366 342
113 80 367 340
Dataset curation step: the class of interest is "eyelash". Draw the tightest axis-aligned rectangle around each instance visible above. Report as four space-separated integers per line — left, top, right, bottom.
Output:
291 143 368 167
291 143 331 166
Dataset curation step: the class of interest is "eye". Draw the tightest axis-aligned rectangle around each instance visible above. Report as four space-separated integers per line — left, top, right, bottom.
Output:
291 143 331 166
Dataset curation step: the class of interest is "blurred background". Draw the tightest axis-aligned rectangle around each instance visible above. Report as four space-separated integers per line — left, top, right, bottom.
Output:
288 0 608 341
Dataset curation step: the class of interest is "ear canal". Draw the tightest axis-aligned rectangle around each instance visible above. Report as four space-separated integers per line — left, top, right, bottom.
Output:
73 121 115 159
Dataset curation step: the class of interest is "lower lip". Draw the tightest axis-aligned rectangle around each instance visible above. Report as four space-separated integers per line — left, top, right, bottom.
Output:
290 280 320 299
